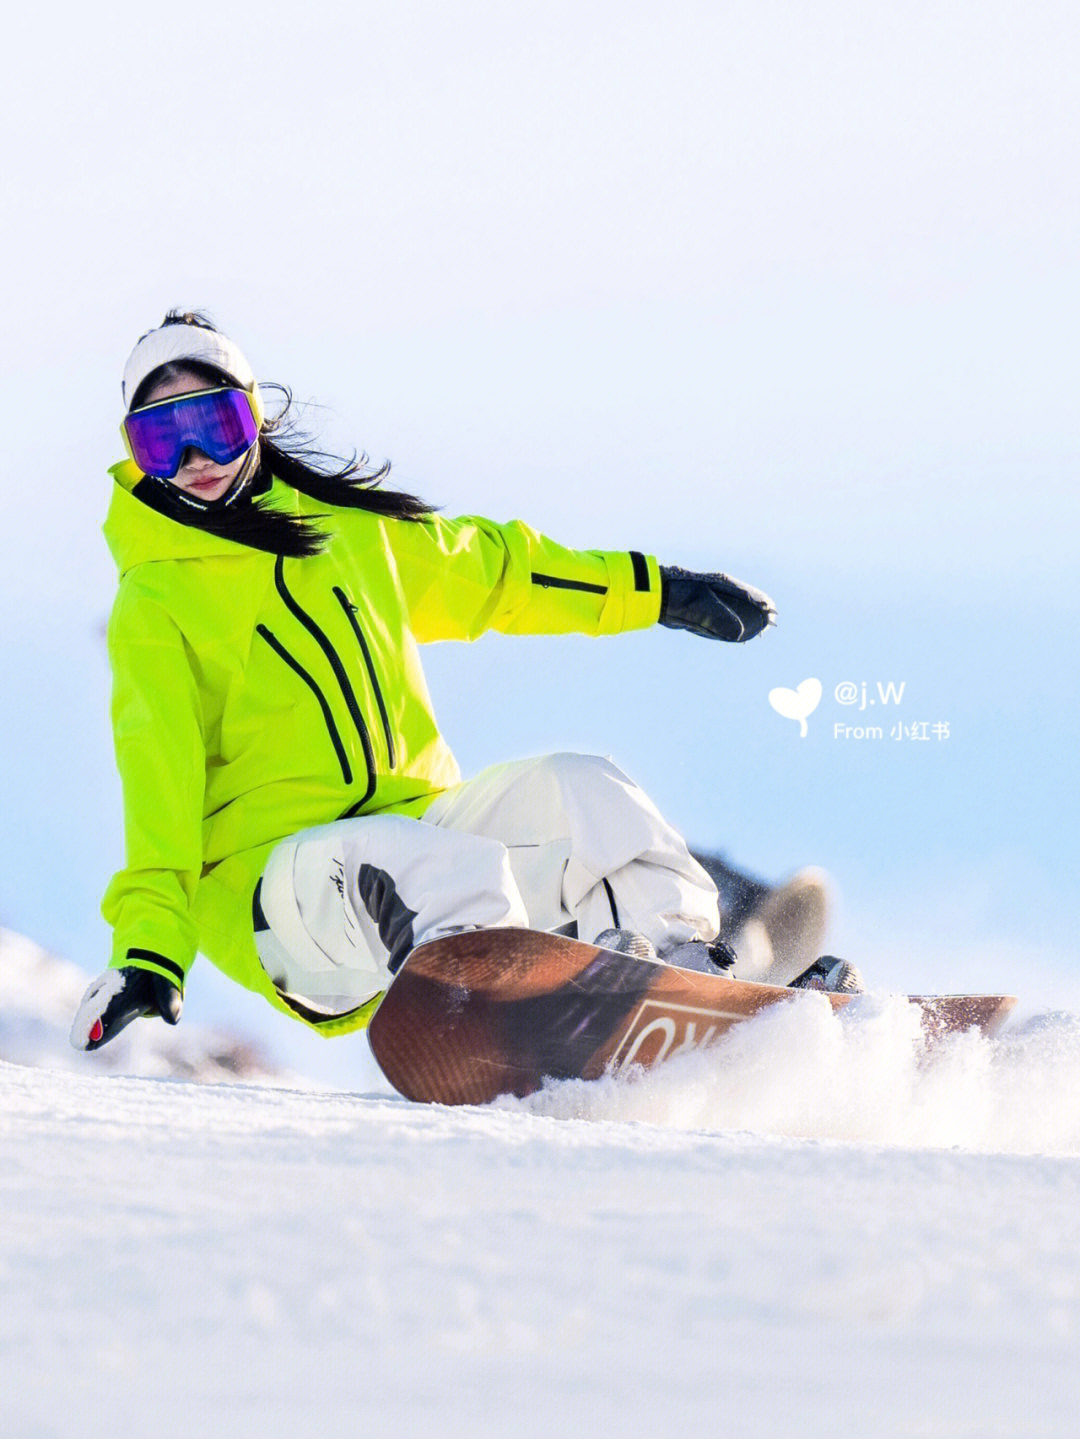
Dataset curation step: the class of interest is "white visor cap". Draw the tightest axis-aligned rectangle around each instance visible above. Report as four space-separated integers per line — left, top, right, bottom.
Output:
123 324 257 410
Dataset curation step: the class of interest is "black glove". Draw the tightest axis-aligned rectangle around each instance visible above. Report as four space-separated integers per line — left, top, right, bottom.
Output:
70 965 183 1051
659 565 776 643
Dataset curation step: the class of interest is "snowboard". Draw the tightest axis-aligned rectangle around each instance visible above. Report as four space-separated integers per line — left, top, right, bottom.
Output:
367 928 1017 1106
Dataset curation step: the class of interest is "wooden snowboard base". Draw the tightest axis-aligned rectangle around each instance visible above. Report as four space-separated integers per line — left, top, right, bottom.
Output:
367 928 1016 1106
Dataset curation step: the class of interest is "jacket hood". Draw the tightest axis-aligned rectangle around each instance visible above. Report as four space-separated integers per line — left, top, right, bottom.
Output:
105 460 306 575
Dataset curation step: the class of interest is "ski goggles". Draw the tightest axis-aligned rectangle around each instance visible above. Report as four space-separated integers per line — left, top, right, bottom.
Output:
121 386 264 480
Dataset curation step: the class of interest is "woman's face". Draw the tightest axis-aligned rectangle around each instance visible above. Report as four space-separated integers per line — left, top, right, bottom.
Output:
141 368 252 504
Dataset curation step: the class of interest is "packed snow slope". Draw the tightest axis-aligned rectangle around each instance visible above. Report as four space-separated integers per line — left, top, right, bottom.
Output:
5 979 1080 1439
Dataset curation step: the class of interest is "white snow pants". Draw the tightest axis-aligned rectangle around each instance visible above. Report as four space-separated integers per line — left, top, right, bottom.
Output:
253 752 720 1016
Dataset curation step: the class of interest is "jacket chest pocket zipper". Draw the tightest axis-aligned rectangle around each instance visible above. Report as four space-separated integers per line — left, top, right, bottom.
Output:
334 587 396 770
256 625 353 785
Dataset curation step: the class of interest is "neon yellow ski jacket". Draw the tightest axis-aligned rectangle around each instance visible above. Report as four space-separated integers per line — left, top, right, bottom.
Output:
102 462 663 1035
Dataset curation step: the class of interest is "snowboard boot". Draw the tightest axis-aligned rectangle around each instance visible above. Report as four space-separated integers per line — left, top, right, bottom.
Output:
788 955 865 994
658 936 737 975
692 852 831 987
594 928 737 975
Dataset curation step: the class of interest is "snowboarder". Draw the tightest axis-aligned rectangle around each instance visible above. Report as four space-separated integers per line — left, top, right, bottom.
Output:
73 312 858 1055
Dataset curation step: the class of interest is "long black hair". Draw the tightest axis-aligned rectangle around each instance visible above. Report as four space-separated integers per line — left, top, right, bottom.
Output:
126 311 436 558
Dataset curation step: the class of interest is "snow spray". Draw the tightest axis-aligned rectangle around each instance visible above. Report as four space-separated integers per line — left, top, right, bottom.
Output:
499 994 1080 1156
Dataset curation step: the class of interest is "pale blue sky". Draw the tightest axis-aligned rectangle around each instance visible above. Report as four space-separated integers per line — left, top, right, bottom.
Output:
1 2 1077 1080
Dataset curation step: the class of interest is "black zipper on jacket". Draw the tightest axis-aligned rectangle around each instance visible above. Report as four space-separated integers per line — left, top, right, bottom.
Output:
333 587 396 770
256 625 352 785
531 571 608 595
273 556 377 810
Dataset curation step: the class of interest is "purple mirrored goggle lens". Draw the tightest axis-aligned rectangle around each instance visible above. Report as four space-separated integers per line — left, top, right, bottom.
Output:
123 388 259 480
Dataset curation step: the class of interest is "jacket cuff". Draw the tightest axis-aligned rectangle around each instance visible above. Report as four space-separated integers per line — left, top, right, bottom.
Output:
109 948 187 992
598 551 663 634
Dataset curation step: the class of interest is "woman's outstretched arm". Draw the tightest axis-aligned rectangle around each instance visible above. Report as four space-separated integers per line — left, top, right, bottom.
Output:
99 584 207 993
